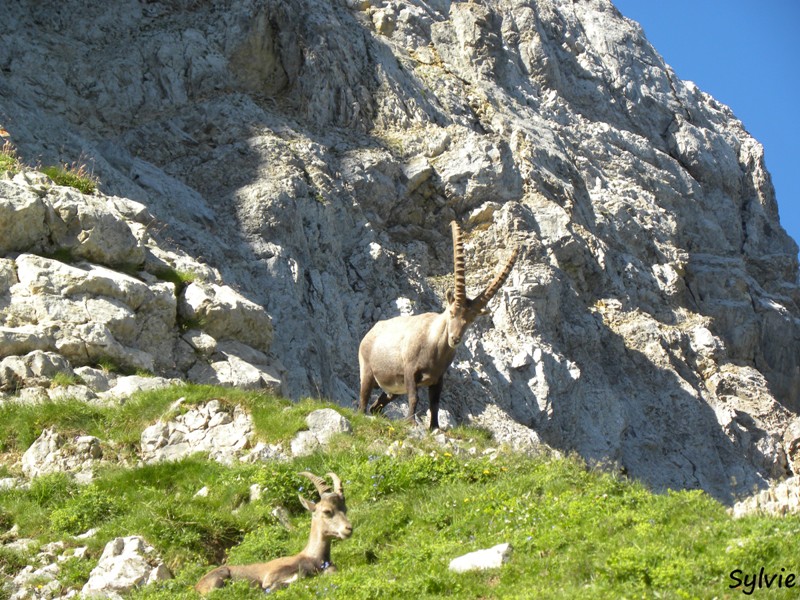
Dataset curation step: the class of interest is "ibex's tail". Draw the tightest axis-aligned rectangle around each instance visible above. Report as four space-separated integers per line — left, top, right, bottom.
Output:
195 566 232 596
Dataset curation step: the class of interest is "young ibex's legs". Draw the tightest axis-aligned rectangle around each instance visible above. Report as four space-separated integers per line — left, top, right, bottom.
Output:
428 378 444 430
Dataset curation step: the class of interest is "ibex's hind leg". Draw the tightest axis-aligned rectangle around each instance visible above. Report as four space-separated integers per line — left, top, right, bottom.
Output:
358 374 376 414
195 566 231 595
369 392 396 415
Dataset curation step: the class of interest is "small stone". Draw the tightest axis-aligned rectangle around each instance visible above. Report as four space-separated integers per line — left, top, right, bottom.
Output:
449 543 512 573
249 483 263 502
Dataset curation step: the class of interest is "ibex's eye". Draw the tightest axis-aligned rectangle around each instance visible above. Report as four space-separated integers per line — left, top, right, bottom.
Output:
322 509 333 517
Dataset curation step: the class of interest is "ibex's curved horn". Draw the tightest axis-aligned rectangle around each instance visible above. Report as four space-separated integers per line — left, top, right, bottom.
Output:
326 472 343 496
298 472 331 497
473 245 520 311
451 221 467 307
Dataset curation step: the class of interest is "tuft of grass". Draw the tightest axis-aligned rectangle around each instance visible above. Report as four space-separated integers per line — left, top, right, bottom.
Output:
57 555 95 590
42 248 77 264
0 545 30 580
0 140 21 174
0 398 106 453
50 372 84 388
41 163 97 194
152 266 197 290
49 483 121 534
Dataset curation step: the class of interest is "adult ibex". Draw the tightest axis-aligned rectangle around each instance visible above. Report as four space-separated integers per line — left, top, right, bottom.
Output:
195 472 352 595
358 221 519 430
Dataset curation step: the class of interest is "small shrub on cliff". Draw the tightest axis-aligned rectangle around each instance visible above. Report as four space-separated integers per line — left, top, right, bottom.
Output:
0 141 21 173
41 162 97 194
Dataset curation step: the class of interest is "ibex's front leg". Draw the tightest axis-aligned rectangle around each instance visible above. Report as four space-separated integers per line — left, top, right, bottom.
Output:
428 378 443 430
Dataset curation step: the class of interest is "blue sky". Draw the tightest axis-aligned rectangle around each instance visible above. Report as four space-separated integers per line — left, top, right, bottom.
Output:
612 1 800 256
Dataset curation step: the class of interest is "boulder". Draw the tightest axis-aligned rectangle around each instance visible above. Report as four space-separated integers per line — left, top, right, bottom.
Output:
6 254 176 373
0 181 48 254
731 476 800 518
81 536 171 599
449 543 513 573
140 401 254 465
290 409 352 457
21 427 104 483
179 281 273 353
0 350 73 391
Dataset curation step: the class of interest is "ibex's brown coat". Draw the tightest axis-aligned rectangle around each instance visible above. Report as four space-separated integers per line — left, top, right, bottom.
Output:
195 472 352 595
358 221 519 429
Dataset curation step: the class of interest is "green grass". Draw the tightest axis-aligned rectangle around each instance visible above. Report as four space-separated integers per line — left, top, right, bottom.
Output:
41 163 97 194
0 141 21 174
50 372 84 388
2 385 800 599
1 143 100 194
152 266 197 290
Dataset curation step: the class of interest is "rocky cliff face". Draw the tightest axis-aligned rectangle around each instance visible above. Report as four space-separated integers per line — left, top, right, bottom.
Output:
1 0 799 502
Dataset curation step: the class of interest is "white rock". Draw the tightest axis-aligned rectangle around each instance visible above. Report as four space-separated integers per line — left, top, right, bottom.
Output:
449 543 512 573
99 375 178 402
81 536 171 598
290 430 321 458
140 402 255 464
21 428 104 480
0 477 21 491
306 408 352 443
290 409 353 457
179 281 273 352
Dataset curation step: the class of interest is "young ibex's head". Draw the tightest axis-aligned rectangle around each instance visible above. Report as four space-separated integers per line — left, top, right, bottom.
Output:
444 221 520 348
298 471 353 541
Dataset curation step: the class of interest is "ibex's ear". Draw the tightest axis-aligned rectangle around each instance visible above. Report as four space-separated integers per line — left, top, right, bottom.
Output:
298 495 316 513
445 288 455 306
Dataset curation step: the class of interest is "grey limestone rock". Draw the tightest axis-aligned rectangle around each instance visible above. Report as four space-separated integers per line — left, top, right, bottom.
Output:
21 427 105 483
81 536 171 599
140 400 255 465
291 408 353 456
0 0 798 503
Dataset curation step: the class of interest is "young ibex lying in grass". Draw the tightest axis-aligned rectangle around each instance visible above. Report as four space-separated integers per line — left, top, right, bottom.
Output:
195 472 352 595
358 221 519 430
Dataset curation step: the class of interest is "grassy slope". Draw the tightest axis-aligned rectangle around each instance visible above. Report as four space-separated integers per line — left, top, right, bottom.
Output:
1 385 800 599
